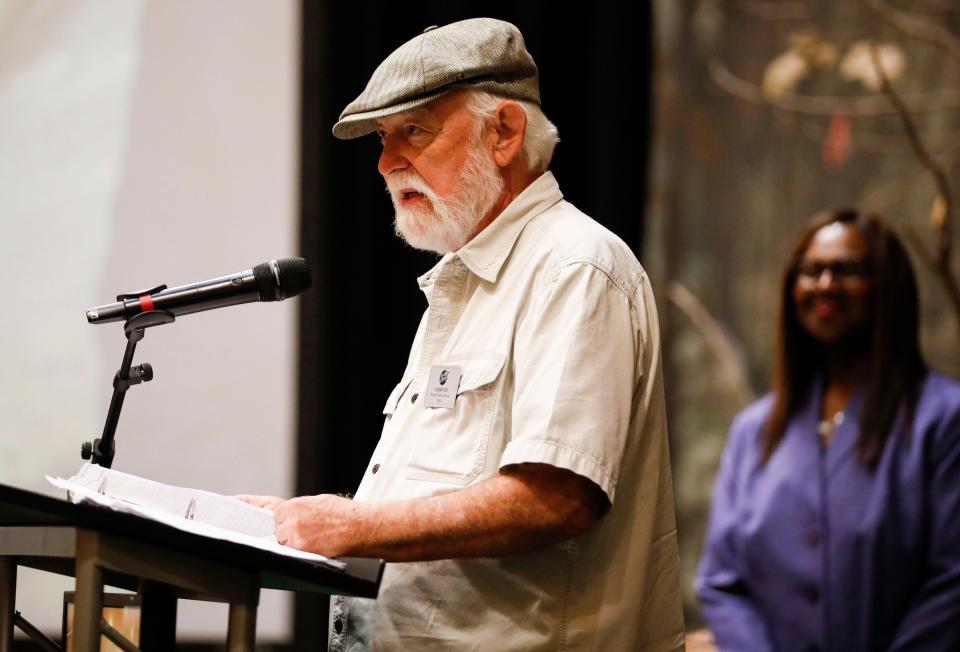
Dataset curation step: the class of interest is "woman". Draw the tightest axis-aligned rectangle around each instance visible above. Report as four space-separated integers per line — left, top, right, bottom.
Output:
695 209 960 651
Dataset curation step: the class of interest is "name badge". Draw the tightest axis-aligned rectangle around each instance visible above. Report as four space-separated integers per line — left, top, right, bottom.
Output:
424 365 462 409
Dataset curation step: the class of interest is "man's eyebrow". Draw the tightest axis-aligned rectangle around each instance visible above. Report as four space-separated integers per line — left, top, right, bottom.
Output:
404 108 432 120
379 108 436 130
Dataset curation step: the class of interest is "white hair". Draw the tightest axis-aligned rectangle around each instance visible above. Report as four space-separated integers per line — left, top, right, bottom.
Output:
386 128 504 253
462 90 560 175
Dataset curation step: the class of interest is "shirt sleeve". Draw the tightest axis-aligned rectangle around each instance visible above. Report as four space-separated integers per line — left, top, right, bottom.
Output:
886 399 960 652
695 412 777 652
499 260 639 502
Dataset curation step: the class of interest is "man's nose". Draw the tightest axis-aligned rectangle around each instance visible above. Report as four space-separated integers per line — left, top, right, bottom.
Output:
378 137 410 177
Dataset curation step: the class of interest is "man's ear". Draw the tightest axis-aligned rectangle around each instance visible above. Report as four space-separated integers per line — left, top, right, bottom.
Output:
490 101 527 168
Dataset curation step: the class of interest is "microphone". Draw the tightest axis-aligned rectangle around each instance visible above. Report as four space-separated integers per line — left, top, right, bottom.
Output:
86 258 311 325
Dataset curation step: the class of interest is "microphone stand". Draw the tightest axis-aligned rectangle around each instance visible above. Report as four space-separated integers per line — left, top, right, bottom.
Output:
82 310 175 469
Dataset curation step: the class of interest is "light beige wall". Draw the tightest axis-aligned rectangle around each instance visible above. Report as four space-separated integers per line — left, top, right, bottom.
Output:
0 0 298 641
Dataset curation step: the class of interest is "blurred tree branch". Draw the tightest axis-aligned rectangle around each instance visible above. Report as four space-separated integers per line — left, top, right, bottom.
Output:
735 0 813 21
870 0 960 63
708 59 960 115
893 0 960 15
869 41 960 337
795 116 960 156
667 281 756 408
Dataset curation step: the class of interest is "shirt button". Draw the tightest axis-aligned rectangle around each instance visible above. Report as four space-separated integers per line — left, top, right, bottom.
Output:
371 463 380 474
803 586 820 603
805 529 821 547
334 617 343 634
410 393 418 403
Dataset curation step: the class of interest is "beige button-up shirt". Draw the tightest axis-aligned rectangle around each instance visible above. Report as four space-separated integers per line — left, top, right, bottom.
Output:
330 172 684 651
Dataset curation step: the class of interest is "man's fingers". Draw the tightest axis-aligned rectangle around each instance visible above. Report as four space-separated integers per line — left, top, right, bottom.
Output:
275 515 298 549
275 521 288 545
233 494 284 510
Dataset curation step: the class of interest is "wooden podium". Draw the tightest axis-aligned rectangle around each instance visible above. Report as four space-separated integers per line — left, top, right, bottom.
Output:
0 483 383 651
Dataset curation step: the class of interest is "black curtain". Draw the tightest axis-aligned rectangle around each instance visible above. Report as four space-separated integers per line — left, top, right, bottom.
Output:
296 2 652 646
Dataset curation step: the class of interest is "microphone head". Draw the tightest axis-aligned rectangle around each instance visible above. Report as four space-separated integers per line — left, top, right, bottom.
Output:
253 258 312 301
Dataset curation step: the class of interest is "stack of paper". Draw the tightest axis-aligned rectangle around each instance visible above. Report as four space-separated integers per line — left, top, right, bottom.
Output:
48 464 344 570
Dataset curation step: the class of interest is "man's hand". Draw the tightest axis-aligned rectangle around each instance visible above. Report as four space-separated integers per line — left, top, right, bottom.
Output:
270 463 607 561
234 494 285 511
274 494 369 558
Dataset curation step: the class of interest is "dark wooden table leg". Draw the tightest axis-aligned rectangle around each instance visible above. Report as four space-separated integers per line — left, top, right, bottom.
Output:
0 559 15 652
73 533 104 652
226 600 257 652
138 580 177 651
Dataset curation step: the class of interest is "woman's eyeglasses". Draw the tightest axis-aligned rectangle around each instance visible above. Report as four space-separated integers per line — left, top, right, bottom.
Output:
795 259 869 286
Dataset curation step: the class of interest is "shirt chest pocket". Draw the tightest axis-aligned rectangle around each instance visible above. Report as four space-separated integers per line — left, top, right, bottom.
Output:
403 353 506 485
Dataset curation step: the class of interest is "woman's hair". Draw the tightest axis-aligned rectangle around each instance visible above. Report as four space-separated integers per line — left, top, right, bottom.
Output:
764 208 927 468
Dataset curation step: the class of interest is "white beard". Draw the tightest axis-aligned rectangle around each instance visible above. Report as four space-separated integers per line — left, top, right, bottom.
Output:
386 144 505 254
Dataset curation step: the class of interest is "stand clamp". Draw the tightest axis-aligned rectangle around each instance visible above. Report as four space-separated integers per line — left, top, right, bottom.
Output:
82 310 175 468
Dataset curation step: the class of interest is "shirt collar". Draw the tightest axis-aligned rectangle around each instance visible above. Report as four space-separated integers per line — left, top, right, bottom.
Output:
417 253 453 297
415 171 563 293
457 171 563 283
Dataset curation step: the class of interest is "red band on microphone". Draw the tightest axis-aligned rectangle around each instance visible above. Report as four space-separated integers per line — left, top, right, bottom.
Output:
139 294 155 312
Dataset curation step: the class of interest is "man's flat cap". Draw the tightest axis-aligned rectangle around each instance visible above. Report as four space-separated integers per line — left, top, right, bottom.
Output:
333 17 540 140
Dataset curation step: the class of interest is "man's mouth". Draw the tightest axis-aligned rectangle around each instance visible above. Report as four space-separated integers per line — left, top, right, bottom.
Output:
399 189 426 204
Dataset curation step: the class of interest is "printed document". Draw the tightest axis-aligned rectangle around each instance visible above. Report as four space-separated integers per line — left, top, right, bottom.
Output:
48 463 344 570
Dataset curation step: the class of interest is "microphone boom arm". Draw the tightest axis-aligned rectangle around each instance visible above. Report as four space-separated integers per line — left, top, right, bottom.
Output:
82 310 175 468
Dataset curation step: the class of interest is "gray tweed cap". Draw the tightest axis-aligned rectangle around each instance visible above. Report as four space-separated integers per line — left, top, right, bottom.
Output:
332 17 540 140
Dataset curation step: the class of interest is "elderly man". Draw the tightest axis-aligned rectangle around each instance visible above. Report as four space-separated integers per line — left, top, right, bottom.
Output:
245 17 683 650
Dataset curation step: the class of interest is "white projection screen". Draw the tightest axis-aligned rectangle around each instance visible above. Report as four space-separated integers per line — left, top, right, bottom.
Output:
0 0 299 641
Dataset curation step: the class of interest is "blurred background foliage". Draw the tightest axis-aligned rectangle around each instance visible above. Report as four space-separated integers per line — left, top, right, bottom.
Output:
646 0 960 625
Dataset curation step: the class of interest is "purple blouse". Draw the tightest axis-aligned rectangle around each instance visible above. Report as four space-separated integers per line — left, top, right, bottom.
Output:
696 372 960 652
